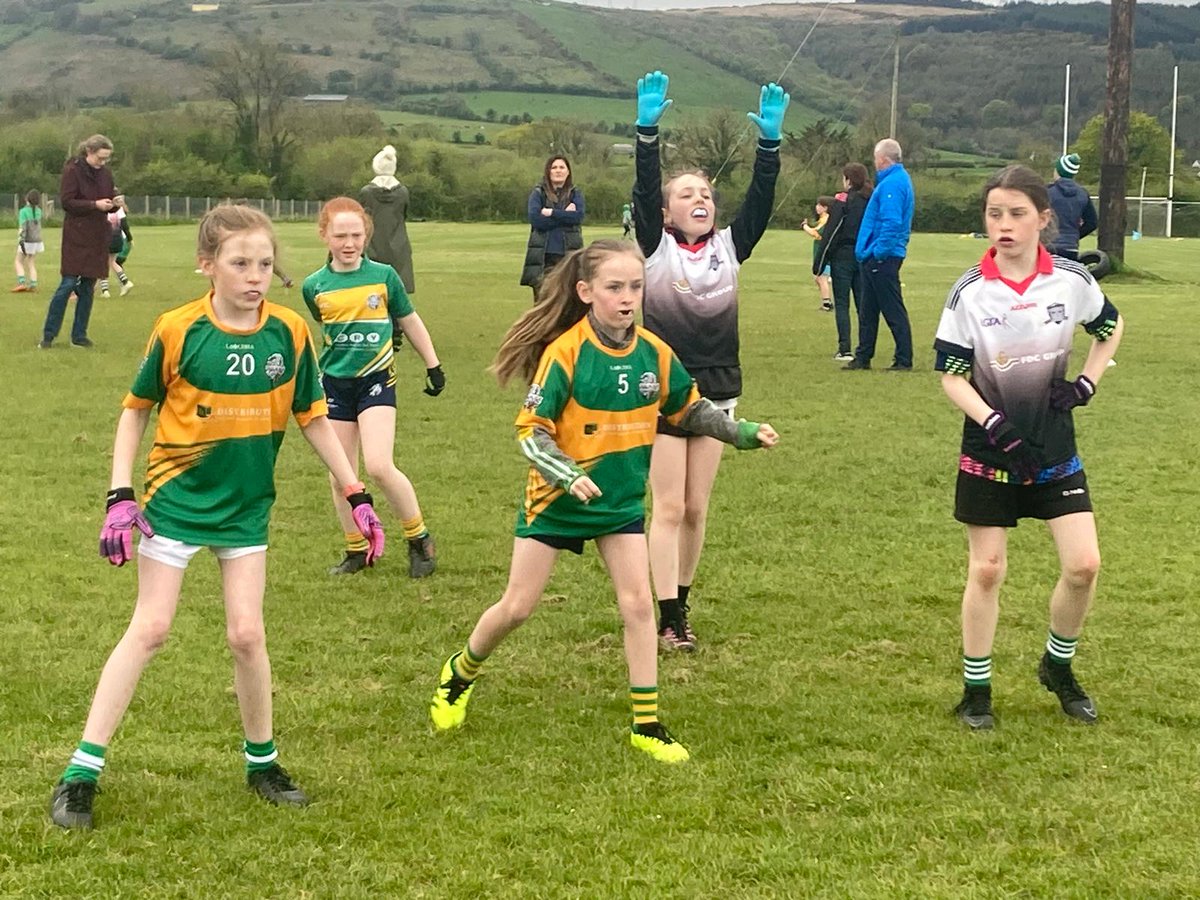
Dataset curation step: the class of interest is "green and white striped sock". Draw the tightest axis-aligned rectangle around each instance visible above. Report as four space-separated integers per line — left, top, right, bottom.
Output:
244 738 278 775
62 740 106 784
1046 631 1078 665
963 655 992 687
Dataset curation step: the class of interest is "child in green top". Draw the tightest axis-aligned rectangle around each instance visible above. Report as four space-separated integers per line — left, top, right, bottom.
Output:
802 196 833 311
12 190 43 292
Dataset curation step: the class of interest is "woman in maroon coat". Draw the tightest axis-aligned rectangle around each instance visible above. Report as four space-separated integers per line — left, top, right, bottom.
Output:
39 135 119 349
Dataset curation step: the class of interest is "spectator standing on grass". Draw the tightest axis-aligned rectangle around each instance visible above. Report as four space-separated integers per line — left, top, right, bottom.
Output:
12 190 44 293
933 165 1123 732
844 138 914 371
360 144 416 295
520 155 585 303
39 135 118 349
816 163 872 362
1046 153 1097 261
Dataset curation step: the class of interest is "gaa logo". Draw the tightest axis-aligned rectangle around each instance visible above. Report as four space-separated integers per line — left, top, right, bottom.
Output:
523 382 544 411
638 371 660 400
264 352 285 382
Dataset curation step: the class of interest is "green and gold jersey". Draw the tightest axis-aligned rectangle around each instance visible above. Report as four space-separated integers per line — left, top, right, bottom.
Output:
515 317 699 538
301 257 414 379
124 292 327 546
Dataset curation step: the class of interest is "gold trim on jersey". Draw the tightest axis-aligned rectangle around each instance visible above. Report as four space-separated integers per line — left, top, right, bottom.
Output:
143 441 219 501
313 283 391 323
355 344 394 378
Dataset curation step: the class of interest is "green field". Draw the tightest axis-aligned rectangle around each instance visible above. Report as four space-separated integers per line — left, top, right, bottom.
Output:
4 224 1200 896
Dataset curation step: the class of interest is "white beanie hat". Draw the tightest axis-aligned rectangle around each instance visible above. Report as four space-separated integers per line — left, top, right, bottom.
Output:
372 145 397 177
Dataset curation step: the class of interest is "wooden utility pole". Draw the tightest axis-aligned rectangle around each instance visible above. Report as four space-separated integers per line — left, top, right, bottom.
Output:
889 42 900 139
1099 0 1135 263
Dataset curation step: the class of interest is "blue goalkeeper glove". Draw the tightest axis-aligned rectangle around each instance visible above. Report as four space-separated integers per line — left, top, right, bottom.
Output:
636 71 672 128
747 83 789 141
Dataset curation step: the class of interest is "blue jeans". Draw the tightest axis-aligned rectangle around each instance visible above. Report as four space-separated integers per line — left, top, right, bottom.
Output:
42 276 95 344
854 257 913 368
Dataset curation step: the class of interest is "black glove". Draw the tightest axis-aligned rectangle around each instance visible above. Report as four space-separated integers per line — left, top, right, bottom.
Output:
983 411 1040 484
1049 375 1095 411
424 365 446 397
392 331 405 355
18 241 26 256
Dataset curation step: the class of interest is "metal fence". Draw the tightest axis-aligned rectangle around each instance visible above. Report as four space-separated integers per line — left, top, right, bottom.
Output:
2 194 325 221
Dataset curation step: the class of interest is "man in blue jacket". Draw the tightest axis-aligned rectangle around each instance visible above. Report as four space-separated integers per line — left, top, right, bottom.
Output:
1047 153 1097 260
844 138 914 371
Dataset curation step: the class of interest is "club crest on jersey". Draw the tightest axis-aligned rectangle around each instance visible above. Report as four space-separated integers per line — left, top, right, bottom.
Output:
366 293 382 310
523 382 544 411
638 371 660 400
709 252 721 271
264 352 286 382
1044 303 1067 325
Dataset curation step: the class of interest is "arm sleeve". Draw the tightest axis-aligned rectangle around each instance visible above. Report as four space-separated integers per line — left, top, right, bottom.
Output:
871 188 905 259
855 197 877 261
658 350 701 425
386 267 415 318
932 285 975 375
729 139 781 263
300 276 322 321
59 163 94 215
1079 198 1098 239
519 425 586 489
1081 291 1119 341
632 127 665 258
125 326 169 407
291 328 328 426
551 189 584 225
678 398 742 443
528 188 554 230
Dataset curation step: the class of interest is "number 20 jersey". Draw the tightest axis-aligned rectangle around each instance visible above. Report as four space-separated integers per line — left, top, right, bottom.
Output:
123 292 327 546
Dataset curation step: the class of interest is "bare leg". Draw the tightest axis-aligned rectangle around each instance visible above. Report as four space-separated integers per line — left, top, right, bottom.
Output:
596 532 656 687
81 556 187 746
647 434 687 600
466 538 558 657
220 551 271 743
1046 512 1101 639
961 525 1008 658
677 436 725 587
26 253 36 285
357 405 422 522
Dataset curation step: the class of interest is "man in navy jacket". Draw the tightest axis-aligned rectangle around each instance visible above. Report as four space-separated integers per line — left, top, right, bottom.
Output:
844 138 915 371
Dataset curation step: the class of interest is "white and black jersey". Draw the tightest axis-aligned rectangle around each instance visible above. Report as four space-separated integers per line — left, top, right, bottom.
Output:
632 125 780 402
934 247 1119 475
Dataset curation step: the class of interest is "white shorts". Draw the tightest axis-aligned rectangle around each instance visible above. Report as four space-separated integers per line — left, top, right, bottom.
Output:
19 241 45 255
138 534 267 569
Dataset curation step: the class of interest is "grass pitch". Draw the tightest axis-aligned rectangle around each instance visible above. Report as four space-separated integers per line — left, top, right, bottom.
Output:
2 224 1199 897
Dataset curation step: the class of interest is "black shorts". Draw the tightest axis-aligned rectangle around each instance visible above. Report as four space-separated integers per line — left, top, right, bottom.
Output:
528 517 645 556
954 469 1093 528
323 370 396 422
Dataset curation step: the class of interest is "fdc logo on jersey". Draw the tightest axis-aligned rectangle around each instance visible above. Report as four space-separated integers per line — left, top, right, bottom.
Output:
989 348 1066 372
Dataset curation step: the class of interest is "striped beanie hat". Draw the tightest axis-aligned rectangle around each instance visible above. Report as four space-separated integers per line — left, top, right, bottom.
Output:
1056 153 1081 179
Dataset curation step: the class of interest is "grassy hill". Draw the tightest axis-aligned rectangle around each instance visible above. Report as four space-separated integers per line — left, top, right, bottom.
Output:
1 0 1198 158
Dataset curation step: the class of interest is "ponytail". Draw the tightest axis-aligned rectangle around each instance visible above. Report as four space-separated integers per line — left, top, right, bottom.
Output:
491 239 641 386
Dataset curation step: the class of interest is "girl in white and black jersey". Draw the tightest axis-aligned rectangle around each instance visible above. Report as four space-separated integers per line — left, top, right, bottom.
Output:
631 70 788 650
933 165 1124 731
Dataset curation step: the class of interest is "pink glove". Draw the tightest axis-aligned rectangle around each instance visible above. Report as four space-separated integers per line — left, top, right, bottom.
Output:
347 490 385 565
99 489 155 567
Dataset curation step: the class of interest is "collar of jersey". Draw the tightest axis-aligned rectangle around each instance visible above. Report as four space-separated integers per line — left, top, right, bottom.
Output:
203 289 268 334
581 315 637 357
667 226 714 253
979 245 1053 294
